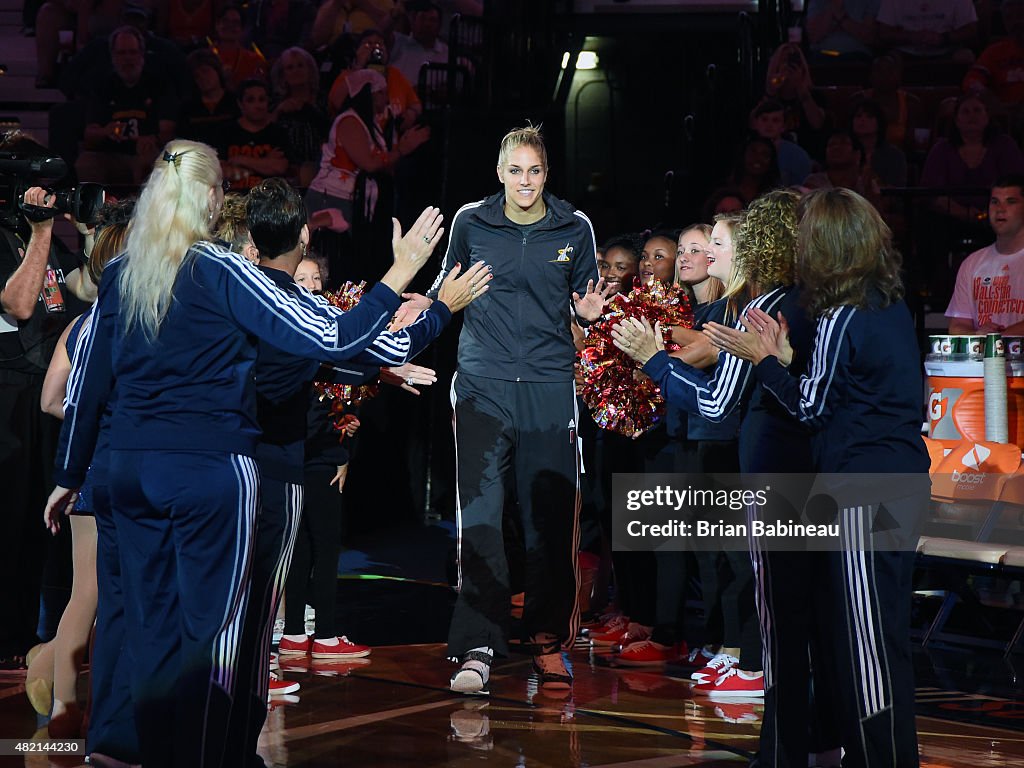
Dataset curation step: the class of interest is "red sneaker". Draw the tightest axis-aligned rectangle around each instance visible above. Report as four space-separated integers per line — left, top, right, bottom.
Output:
616 640 683 666
690 652 737 683
277 635 311 655
268 677 300 696
585 613 628 636
697 667 764 698
617 622 652 646
311 635 371 659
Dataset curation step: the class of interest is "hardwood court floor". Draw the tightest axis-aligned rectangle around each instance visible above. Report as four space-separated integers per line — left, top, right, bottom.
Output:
4 641 1022 767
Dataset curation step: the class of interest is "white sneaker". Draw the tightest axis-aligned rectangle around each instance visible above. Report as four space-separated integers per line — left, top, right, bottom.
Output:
450 647 492 695
690 652 738 683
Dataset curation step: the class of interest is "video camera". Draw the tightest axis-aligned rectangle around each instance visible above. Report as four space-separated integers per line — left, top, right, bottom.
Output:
0 135 105 230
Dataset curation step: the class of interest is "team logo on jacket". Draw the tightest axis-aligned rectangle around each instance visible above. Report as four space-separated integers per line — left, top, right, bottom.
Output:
550 243 574 263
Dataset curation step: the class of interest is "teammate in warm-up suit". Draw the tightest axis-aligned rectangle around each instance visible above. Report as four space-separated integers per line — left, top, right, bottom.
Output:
615 191 842 767
227 178 482 768
707 188 928 768
45 141 444 768
425 126 604 692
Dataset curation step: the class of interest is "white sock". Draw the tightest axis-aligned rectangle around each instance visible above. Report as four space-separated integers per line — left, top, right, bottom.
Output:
282 633 307 643
315 636 339 646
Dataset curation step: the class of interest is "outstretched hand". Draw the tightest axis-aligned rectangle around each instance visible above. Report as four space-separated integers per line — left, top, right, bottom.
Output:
391 206 445 274
381 363 438 395
438 261 492 313
572 278 614 322
390 293 432 332
382 206 445 296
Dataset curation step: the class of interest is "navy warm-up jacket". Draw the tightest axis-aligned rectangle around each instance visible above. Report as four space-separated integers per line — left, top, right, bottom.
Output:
754 294 929 475
54 241 442 488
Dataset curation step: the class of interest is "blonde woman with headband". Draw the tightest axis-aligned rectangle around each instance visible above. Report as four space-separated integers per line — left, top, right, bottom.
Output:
42 139 454 767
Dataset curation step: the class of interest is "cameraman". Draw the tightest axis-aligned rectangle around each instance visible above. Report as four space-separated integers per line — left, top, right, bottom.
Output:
0 181 89 668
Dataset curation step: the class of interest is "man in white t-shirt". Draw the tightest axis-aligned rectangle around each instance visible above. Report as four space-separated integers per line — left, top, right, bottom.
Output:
947 175 1024 333
390 1 448 87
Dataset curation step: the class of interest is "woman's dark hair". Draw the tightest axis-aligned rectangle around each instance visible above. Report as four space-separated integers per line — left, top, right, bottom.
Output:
341 78 388 150
187 48 228 90
644 228 681 248
601 233 643 261
850 99 888 146
246 178 307 260
948 94 999 146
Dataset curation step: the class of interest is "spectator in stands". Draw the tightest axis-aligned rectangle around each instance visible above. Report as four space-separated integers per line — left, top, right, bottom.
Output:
75 25 177 185
390 1 448 87
33 0 121 88
802 129 883 208
806 0 879 61
751 98 813 186
217 79 291 190
726 136 782 205
762 42 831 159
327 29 422 129
878 0 978 62
178 48 239 148
209 4 268 91
850 99 908 186
852 52 925 153
946 174 1024 333
59 3 189 101
920 93 1024 223
963 0 1024 107
271 46 330 187
246 0 317 61
307 69 429 283
159 0 216 50
309 0 399 50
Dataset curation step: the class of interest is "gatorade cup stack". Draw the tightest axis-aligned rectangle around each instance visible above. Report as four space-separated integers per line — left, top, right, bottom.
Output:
984 333 1009 443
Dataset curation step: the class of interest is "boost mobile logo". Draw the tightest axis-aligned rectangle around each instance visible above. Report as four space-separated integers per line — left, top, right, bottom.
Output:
952 443 991 485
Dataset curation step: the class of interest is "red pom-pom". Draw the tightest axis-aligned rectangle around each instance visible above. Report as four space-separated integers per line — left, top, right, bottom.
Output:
577 279 693 439
313 281 379 439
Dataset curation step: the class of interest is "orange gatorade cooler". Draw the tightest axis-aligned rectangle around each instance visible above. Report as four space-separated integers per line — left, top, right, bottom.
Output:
926 359 1024 448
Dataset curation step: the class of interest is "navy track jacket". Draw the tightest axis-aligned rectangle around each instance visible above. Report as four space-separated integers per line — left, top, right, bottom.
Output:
754 295 929 474
54 241 447 488
427 191 598 382
643 285 817 473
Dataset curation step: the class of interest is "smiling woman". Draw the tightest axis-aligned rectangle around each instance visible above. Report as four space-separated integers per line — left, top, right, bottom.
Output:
424 124 606 696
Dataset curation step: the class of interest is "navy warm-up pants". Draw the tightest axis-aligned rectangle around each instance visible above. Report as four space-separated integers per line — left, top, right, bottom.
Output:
87 484 139 762
447 372 581 658
110 450 258 768
227 474 303 768
752 498 922 768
